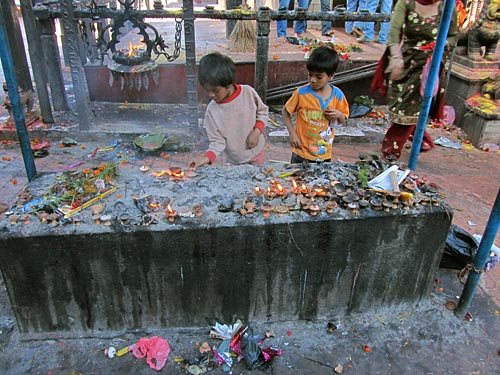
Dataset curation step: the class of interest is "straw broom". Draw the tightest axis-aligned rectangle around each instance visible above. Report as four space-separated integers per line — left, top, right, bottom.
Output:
229 3 256 53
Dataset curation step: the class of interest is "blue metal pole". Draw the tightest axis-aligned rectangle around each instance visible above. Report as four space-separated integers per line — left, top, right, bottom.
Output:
0 7 37 181
455 187 500 317
408 0 455 171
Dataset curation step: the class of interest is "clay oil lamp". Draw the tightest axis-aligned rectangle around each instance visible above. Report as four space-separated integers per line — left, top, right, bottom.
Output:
19 214 31 225
91 203 105 216
38 212 49 224
342 192 359 206
260 203 273 217
431 197 441 206
300 184 312 195
47 213 59 226
325 200 338 214
308 203 321 216
165 203 178 222
139 165 150 173
404 181 417 192
148 199 162 211
244 201 256 214
72 213 82 226
92 213 101 224
265 187 277 200
415 192 430 206
299 195 311 210
382 200 393 212
290 180 301 195
192 204 204 217
370 197 382 211
254 186 263 196
359 199 370 209
313 187 327 199
347 201 360 214
274 205 289 215
8 214 19 225
119 212 131 223
269 179 278 188
186 167 198 178
168 168 185 182
100 214 112 226
333 182 347 197
274 183 288 197
389 191 401 204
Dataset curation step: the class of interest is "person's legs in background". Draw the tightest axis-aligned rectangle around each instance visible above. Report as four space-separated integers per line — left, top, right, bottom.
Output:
377 0 392 44
320 0 334 36
294 0 313 37
381 123 435 159
357 0 379 43
345 0 359 34
277 0 291 38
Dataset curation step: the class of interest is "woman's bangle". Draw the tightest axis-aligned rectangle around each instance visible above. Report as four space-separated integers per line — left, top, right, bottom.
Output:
391 55 403 59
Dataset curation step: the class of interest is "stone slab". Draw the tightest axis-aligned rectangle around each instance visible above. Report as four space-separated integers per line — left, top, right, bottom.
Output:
0 163 452 338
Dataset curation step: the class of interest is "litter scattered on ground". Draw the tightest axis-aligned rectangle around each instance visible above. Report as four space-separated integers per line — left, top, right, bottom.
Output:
434 137 463 149
441 224 499 271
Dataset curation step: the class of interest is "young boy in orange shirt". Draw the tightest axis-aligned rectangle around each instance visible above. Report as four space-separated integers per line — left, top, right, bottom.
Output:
282 46 350 163
190 52 268 168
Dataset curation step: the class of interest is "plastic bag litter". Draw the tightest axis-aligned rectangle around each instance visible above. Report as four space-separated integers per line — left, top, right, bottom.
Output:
240 329 264 370
442 105 456 126
349 103 372 118
434 137 462 149
133 336 171 371
440 224 498 270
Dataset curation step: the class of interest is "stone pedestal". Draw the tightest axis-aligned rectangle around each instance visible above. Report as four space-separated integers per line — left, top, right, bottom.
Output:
0 164 452 339
447 55 500 147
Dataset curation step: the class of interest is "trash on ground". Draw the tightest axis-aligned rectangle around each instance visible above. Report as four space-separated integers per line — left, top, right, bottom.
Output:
440 224 498 271
349 103 372 118
133 133 166 151
60 137 78 147
104 346 116 358
481 143 499 152
182 321 282 374
116 344 135 357
434 137 462 149
133 336 171 371
210 320 243 340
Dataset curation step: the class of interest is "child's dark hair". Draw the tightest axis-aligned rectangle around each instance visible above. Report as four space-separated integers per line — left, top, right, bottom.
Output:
306 46 339 76
198 52 236 87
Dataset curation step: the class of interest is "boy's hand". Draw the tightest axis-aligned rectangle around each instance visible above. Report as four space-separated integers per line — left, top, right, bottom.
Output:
246 128 260 149
324 107 340 122
189 156 210 168
288 132 301 149
325 107 346 124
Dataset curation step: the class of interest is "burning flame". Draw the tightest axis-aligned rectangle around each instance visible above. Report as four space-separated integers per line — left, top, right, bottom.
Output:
165 203 175 216
151 169 185 179
314 188 325 196
149 201 162 210
127 42 145 57
254 186 262 195
292 180 298 189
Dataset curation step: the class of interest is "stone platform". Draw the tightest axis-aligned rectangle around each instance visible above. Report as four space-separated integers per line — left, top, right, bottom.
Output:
0 161 452 338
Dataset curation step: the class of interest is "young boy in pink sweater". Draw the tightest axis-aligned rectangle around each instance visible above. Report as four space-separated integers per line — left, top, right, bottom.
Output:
190 52 269 168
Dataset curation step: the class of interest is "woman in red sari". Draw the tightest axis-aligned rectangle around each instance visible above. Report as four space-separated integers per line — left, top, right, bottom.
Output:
372 0 458 159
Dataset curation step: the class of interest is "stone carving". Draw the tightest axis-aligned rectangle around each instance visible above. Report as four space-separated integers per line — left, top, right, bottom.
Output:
481 72 500 100
457 0 500 61
2 82 38 127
